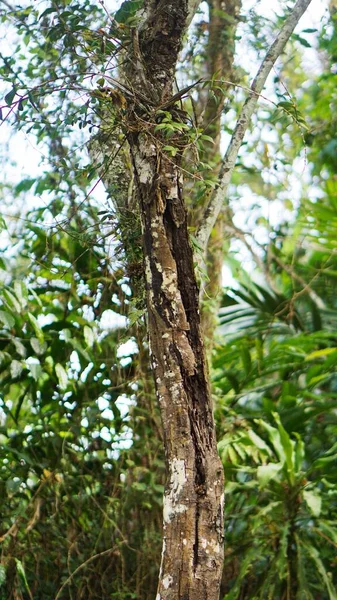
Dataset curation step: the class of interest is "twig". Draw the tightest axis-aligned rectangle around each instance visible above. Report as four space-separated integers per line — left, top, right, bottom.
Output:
54 546 118 600
270 251 326 309
196 0 313 255
0 0 15 10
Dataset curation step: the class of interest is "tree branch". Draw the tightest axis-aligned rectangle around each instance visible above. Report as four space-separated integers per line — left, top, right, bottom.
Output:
54 547 119 600
0 0 15 10
196 0 313 253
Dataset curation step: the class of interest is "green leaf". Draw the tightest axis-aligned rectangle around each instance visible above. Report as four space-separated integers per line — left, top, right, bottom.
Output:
30 337 47 355
256 418 285 464
0 215 7 231
4 87 16 106
14 281 28 308
26 360 42 381
154 123 174 132
6 478 21 495
115 1 143 24
12 338 26 357
273 413 296 483
128 307 144 327
255 500 282 519
163 145 178 157
10 360 23 378
227 445 238 465
257 462 282 487
303 489 322 517
3 289 21 313
277 101 295 110
0 310 15 328
14 178 36 194
200 134 215 143
84 325 95 348
28 312 44 343
55 363 68 389
293 33 312 48
15 559 32 596
305 347 337 360
190 234 204 252
247 430 273 456
0 564 6 587
294 434 305 471
275 522 289 580
38 7 57 19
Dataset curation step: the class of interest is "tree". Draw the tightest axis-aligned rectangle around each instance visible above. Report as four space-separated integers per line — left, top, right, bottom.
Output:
4 1 336 599
113 1 312 598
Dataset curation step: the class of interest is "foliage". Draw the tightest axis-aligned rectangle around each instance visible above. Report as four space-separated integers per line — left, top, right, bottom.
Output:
212 17 337 596
0 205 164 598
0 0 167 596
0 0 337 599
214 279 337 599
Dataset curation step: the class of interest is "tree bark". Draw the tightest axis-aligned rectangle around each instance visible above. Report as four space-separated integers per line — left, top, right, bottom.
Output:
121 2 225 598
129 132 224 600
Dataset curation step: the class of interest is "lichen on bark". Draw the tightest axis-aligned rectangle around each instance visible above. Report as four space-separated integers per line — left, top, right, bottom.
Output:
120 2 226 598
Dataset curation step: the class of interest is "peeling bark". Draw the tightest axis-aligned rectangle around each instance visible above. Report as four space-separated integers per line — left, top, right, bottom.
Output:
128 129 224 600
120 2 224 598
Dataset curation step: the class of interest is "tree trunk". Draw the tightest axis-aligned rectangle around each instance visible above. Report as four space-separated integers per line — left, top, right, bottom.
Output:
198 0 242 347
121 2 225 598
129 131 224 600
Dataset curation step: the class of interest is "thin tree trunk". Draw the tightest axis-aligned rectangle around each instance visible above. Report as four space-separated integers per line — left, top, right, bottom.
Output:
128 130 224 600
121 2 225 598
198 0 241 347
196 0 314 253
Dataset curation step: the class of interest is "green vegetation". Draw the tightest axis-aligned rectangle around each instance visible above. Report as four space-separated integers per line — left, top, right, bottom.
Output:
0 0 336 598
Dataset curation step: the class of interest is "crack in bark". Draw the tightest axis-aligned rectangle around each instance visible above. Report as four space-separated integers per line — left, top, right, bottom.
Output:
122 4 225 597
193 501 200 572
